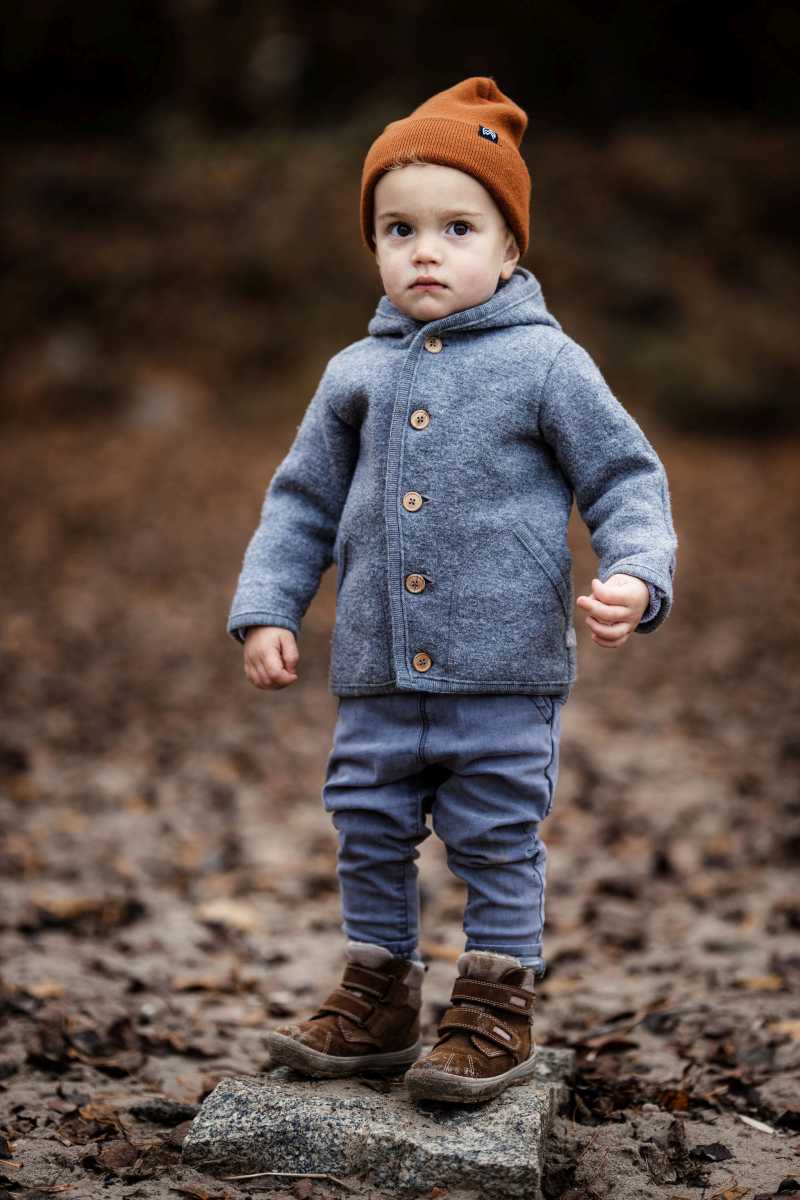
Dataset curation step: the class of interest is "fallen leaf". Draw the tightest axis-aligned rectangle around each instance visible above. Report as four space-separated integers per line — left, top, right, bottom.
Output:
767 1019 800 1040
24 894 146 934
68 1045 144 1075
63 1012 142 1078
655 1088 691 1111
98 1140 140 1172
580 1033 641 1053
172 972 238 993
538 976 584 994
25 980 65 999
196 898 260 933
732 974 785 991
202 1002 266 1026
166 1119 194 1148
78 1101 128 1134
266 990 297 1018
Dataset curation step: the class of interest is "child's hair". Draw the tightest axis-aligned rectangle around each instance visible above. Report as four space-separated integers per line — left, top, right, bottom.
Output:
384 154 431 171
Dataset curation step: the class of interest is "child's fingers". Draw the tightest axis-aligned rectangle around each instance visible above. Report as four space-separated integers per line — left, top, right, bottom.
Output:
591 630 627 649
245 644 297 689
576 593 630 623
244 653 273 689
248 665 268 689
592 575 632 601
278 630 300 672
592 575 646 606
262 641 297 686
585 615 630 639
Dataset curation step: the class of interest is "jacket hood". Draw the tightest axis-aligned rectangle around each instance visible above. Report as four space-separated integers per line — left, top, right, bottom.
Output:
367 265 562 339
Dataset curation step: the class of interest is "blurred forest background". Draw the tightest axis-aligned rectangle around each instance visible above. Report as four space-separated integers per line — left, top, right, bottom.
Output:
1 4 799 1199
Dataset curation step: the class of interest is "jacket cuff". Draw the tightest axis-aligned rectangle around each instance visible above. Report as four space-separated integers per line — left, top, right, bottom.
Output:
228 611 301 643
635 581 668 633
638 582 662 626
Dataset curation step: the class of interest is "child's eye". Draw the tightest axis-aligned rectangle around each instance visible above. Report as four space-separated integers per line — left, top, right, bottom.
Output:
387 221 413 237
448 220 472 236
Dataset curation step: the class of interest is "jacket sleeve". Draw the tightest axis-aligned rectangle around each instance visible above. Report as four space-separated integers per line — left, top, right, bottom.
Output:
538 339 678 634
227 361 359 644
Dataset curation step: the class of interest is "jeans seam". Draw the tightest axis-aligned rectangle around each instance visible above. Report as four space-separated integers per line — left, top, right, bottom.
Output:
417 694 429 763
542 712 558 818
532 848 545 949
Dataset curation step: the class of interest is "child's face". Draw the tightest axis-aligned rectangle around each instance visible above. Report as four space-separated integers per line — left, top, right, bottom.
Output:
373 163 520 321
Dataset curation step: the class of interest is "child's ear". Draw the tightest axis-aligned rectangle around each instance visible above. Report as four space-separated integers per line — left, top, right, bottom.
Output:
500 227 521 280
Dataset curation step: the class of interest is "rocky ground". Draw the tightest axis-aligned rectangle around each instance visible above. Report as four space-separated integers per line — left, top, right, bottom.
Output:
1 123 799 1198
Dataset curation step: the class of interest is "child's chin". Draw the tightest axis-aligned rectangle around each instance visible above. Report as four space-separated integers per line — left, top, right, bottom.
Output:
409 294 457 317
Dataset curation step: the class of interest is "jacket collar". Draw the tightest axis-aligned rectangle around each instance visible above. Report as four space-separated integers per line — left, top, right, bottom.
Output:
367 266 562 339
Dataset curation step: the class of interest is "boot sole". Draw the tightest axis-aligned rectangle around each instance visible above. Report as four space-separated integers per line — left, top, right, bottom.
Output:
405 1042 538 1104
266 1031 424 1079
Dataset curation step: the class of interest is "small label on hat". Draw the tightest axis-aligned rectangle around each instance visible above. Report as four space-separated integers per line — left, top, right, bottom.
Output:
478 125 499 143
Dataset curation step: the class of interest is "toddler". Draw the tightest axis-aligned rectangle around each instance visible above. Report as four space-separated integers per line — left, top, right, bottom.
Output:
227 77 678 1104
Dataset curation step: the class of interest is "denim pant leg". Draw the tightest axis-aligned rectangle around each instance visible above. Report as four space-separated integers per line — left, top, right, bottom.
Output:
427 694 563 978
322 694 436 961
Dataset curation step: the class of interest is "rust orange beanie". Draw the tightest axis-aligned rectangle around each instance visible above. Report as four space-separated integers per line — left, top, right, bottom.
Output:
360 76 531 257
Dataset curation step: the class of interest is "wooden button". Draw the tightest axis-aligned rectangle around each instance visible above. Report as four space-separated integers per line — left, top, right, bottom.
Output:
410 409 430 429
405 573 426 593
412 651 432 672
402 490 423 511
424 336 443 353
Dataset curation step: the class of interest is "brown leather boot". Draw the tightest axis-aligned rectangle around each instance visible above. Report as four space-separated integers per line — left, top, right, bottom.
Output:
265 941 425 1078
404 950 537 1103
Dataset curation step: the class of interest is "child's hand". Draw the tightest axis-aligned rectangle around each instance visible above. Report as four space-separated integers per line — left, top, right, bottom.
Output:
576 574 650 649
243 626 299 689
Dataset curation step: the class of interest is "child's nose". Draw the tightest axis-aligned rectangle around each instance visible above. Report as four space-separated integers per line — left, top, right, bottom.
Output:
411 233 442 263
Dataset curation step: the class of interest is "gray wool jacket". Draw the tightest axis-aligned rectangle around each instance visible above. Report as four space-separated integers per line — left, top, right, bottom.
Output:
228 266 677 699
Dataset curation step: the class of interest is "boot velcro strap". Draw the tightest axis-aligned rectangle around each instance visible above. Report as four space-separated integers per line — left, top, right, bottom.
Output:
438 1006 520 1052
317 988 373 1025
451 977 534 1015
342 963 398 1000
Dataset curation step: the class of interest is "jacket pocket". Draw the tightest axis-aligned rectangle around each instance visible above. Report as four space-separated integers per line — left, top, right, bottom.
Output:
330 535 393 685
511 521 571 618
445 521 572 683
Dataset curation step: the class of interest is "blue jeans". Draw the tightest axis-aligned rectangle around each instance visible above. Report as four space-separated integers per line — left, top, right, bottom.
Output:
322 692 564 978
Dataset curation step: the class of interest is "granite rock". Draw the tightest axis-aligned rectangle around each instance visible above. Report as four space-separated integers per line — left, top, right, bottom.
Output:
182 1044 575 1199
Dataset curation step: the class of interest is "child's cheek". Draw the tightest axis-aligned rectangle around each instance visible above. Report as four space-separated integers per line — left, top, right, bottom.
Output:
460 260 495 293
